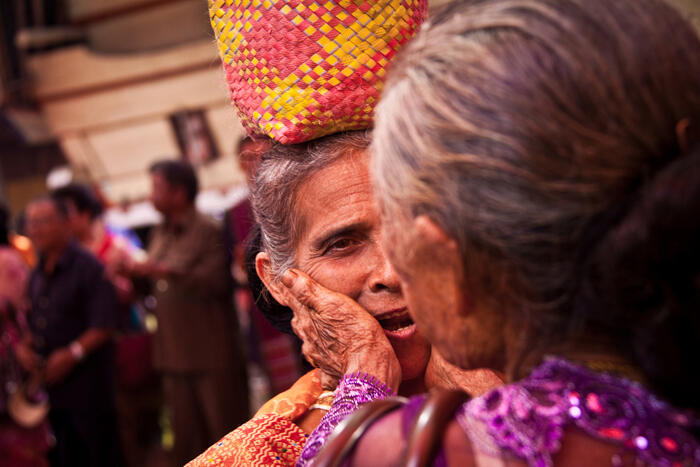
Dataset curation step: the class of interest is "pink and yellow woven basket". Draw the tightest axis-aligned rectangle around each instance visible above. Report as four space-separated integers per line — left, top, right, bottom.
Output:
209 0 427 144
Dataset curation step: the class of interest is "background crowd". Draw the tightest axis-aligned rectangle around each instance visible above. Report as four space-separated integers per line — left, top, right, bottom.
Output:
0 147 301 467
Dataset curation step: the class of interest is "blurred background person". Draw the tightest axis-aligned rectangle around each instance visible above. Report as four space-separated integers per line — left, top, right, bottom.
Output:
50 183 159 467
1 201 52 467
126 160 249 466
223 136 301 400
18 196 121 467
0 201 36 268
51 183 140 307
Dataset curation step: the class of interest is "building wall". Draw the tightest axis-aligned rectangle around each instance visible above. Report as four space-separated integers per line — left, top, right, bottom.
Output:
31 43 245 203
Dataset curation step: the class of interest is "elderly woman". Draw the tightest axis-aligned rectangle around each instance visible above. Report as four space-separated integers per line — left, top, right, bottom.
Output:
281 0 700 465
188 131 499 466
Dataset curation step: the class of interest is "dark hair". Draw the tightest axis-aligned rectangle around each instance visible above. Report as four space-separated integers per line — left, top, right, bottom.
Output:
245 224 295 335
149 159 199 203
51 183 103 220
373 0 700 407
28 195 70 219
0 202 10 245
589 149 700 407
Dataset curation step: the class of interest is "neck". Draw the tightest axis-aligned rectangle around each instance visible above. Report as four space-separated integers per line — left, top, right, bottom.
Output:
77 227 94 247
84 222 106 252
511 337 645 384
398 376 427 397
165 205 192 226
42 240 69 274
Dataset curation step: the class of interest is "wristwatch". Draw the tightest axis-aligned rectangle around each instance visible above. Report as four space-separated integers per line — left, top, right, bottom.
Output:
69 341 85 361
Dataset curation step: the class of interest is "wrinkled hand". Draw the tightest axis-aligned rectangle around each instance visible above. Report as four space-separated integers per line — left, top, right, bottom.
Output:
425 348 503 397
15 340 41 373
280 269 401 391
44 348 77 385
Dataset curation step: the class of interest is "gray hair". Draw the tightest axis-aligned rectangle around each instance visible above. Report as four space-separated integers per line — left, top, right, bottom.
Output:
371 0 700 404
252 130 371 278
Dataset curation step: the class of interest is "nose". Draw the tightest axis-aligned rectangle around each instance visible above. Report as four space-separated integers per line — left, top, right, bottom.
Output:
368 242 402 294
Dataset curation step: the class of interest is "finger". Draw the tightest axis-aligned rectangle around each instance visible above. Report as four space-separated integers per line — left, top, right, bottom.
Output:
281 269 341 312
290 315 309 342
301 342 316 368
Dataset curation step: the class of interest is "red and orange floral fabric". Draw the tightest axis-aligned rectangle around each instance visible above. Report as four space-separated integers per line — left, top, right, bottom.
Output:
187 370 323 466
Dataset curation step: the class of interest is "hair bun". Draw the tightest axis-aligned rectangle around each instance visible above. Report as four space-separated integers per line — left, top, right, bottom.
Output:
593 145 700 408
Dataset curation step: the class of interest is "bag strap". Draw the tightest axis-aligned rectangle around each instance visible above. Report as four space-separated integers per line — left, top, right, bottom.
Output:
402 388 471 467
313 397 406 467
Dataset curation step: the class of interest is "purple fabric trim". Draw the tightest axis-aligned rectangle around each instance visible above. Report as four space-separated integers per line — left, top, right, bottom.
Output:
296 372 395 466
458 357 700 467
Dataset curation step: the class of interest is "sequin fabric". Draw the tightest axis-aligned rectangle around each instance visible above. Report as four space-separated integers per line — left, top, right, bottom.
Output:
458 357 700 467
296 372 395 466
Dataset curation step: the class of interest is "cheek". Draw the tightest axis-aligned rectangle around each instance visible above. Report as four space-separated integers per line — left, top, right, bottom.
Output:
302 256 367 301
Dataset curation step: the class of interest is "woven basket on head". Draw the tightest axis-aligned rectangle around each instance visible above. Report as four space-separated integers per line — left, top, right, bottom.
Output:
209 0 427 144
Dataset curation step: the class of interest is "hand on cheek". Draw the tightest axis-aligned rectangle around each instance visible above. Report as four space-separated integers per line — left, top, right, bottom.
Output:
282 268 402 391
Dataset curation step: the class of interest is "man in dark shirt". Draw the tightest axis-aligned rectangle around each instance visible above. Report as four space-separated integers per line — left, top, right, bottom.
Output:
16 197 121 467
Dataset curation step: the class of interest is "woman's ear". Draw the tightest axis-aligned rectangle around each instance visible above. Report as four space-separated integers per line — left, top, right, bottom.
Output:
255 252 290 306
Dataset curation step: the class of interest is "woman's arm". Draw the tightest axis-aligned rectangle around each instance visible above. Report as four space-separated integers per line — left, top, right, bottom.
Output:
297 372 396 466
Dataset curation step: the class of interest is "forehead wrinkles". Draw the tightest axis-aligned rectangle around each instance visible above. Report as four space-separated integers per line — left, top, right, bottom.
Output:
292 153 370 254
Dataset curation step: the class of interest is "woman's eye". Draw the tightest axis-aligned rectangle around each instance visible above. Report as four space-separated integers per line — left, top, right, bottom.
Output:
325 238 359 254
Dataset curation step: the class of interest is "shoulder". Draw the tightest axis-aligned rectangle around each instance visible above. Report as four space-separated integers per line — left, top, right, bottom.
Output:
256 370 323 420
185 413 306 466
192 211 222 235
69 243 104 270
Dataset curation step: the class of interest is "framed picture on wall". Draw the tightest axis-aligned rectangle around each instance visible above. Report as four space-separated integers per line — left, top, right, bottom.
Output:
170 110 219 166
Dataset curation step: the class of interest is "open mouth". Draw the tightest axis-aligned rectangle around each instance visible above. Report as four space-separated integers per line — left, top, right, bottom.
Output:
376 309 415 332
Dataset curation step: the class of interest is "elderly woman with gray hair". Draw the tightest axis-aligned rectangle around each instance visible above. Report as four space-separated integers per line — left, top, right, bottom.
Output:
279 0 700 465
188 130 500 466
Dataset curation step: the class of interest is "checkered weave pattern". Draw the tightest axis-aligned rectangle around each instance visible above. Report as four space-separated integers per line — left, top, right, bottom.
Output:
209 0 427 144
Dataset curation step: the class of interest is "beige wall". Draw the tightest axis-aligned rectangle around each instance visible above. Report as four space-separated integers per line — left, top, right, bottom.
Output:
30 38 244 204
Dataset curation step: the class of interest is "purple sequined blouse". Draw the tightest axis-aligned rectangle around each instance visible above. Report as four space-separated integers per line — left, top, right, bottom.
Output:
297 358 699 466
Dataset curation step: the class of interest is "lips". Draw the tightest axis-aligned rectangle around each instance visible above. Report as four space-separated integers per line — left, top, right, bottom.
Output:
375 308 415 337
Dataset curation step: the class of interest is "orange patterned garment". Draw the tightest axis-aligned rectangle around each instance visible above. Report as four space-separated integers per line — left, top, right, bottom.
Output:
187 370 323 466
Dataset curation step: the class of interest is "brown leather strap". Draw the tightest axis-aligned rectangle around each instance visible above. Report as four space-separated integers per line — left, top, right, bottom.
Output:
314 397 406 467
402 388 471 467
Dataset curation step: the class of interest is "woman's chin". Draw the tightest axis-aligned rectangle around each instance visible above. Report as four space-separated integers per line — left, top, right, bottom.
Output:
390 327 431 382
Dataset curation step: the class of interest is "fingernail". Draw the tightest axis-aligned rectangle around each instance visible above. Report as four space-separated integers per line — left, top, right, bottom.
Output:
280 269 298 288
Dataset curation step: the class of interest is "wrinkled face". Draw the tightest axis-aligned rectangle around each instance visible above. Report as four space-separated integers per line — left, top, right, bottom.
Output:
380 216 508 373
26 200 70 254
294 151 431 381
